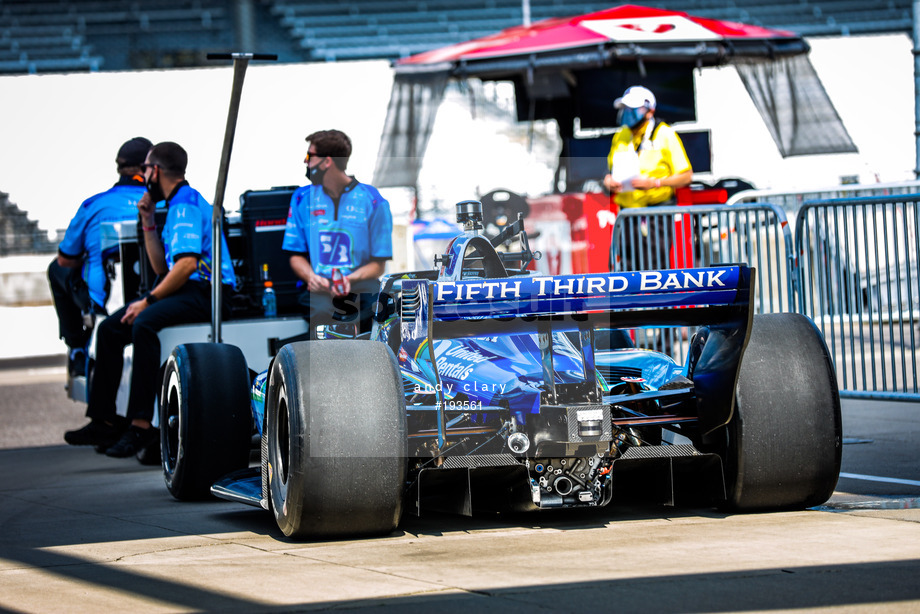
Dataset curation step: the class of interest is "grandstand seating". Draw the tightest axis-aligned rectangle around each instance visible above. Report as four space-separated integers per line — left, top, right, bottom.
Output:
0 192 56 256
0 0 913 74
0 4 102 74
270 0 914 62
0 0 234 73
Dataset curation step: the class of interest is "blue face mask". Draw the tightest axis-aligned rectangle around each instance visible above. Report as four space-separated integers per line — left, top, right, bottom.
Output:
618 106 648 130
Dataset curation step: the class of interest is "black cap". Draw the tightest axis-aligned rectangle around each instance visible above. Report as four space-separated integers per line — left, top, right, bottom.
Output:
116 137 153 168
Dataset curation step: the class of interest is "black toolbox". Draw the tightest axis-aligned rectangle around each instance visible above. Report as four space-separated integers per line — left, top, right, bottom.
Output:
239 186 302 315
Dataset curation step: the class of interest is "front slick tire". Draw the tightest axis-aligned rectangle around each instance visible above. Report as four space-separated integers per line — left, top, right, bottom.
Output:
724 313 842 511
160 343 252 501
267 341 407 539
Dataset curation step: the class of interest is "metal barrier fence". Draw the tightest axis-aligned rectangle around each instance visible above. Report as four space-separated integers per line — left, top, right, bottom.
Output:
609 196 920 401
610 203 793 359
796 195 920 400
727 180 920 220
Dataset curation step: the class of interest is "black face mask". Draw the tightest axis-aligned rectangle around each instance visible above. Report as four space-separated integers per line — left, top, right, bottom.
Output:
307 161 327 186
146 174 166 203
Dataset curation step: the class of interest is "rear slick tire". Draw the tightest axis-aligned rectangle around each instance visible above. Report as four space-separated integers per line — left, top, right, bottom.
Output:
266 340 407 539
724 313 842 511
160 343 252 501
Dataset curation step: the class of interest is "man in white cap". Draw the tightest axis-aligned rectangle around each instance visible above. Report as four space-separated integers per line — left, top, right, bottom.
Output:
603 85 692 270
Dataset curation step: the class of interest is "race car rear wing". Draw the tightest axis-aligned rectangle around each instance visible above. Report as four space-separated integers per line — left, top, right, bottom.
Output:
399 264 753 342
396 260 754 441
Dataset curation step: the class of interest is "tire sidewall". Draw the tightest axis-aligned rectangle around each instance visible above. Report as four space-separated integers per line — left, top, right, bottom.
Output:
267 348 306 537
161 350 189 497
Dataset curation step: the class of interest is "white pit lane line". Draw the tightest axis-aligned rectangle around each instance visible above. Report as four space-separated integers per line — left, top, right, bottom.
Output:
819 474 920 512
838 472 920 488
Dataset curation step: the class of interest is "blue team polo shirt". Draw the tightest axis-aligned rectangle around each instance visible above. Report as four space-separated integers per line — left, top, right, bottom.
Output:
160 182 237 289
58 177 147 308
281 179 393 278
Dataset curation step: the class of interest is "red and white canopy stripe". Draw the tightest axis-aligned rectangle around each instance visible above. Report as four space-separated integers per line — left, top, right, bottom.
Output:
398 4 804 69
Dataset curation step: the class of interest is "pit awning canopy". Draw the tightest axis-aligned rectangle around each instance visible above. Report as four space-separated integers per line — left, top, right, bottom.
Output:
396 4 809 75
374 4 856 190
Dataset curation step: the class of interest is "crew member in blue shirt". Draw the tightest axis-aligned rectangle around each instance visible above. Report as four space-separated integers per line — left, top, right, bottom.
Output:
49 137 151 376
65 141 237 457
282 129 392 333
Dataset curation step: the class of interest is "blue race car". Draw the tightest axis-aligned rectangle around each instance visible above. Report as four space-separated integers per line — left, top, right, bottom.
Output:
158 200 841 539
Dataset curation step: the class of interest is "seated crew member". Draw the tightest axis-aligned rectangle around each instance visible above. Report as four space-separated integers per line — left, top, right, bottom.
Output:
282 129 393 334
64 141 237 457
49 137 151 376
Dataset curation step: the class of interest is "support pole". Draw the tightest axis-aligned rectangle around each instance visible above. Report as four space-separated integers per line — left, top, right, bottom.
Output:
914 0 920 178
233 0 257 52
207 53 276 343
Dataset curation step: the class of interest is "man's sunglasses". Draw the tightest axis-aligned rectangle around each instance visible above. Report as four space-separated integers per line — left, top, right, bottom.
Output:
140 163 159 171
